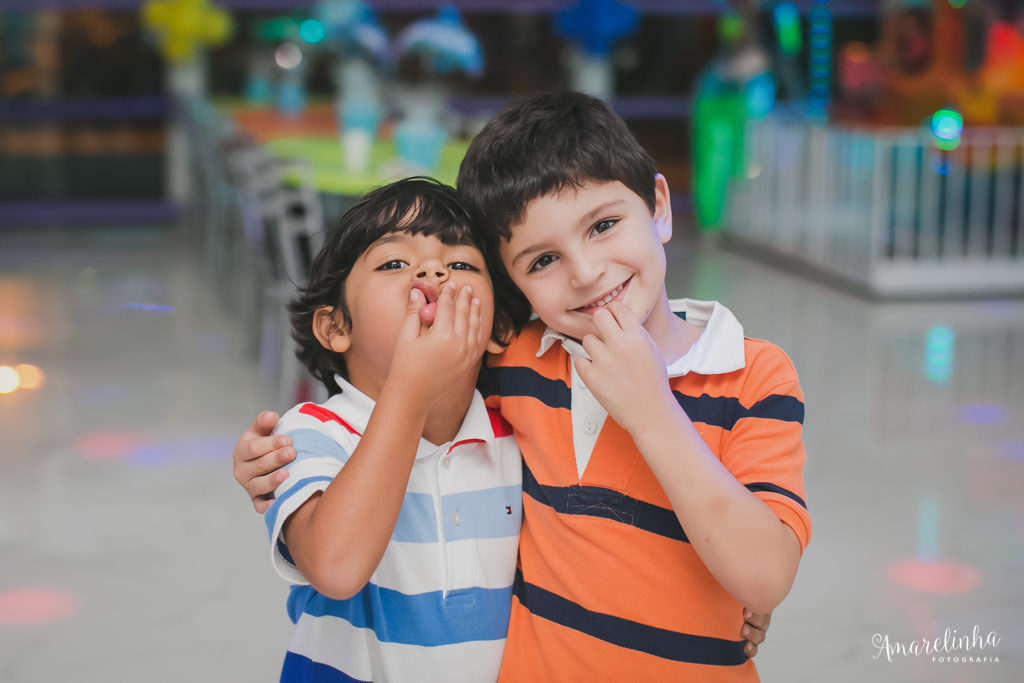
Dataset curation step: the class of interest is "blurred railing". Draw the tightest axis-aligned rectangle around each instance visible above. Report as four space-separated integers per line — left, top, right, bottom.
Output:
726 117 1024 298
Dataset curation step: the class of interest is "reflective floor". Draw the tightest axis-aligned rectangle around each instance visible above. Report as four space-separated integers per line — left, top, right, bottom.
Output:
0 222 1021 682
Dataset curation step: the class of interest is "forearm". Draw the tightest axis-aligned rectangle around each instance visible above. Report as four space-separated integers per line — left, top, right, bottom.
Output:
630 406 802 614
284 377 429 599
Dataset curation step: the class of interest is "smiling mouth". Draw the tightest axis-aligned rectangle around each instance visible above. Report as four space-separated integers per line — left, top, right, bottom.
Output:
573 277 631 313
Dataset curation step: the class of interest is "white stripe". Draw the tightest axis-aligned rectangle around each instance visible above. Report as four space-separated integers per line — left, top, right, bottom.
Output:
371 536 519 594
289 613 505 683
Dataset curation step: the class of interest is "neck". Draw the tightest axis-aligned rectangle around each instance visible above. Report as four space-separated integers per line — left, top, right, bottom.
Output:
643 291 701 364
421 374 478 445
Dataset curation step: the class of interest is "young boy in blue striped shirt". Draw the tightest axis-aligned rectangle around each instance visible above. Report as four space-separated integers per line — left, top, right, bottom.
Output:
262 177 522 682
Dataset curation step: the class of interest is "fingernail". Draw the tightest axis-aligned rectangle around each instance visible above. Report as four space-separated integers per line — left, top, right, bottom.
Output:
742 626 750 637
743 609 752 619
472 297 480 305
410 289 419 301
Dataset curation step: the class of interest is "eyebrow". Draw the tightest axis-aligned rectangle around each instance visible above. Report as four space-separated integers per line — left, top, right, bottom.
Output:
509 199 627 268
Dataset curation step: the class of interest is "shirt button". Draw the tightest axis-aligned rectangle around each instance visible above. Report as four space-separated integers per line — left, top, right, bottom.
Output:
584 420 597 434
453 511 461 527
442 456 451 469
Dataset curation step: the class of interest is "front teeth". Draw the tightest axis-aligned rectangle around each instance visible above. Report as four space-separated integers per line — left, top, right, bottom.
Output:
590 283 624 308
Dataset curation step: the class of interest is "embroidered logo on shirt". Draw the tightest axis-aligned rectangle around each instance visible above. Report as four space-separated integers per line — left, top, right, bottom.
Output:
505 506 512 515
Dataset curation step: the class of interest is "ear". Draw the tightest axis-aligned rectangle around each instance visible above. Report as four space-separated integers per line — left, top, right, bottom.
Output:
312 306 351 354
653 173 673 244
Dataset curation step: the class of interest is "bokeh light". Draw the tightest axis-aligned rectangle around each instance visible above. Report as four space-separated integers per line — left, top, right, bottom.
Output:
958 403 1007 424
0 366 17 394
75 431 148 461
887 559 981 595
15 364 45 390
923 325 955 383
275 42 303 70
931 108 963 151
299 19 326 45
0 587 79 626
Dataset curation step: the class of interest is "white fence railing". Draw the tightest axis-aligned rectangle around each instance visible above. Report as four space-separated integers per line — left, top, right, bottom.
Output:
726 117 1024 297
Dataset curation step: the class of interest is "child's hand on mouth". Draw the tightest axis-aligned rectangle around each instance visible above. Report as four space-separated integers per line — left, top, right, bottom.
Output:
411 282 439 325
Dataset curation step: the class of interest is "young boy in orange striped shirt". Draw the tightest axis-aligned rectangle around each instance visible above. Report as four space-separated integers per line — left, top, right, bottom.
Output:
235 92 807 680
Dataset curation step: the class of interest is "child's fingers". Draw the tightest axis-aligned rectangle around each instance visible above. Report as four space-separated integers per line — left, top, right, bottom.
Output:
468 296 482 349
247 469 289 511
452 285 473 341
744 640 759 659
400 288 426 340
743 609 772 635
605 301 641 333
244 435 291 464
591 306 622 341
253 410 280 437
431 283 458 331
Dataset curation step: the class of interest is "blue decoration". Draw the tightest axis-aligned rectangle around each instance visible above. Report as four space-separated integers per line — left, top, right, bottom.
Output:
555 0 639 57
395 4 483 77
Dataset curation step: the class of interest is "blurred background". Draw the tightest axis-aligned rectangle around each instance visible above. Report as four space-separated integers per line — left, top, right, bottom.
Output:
1 1 1022 681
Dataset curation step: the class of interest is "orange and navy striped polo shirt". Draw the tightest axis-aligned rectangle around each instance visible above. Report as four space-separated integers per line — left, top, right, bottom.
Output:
481 308 811 682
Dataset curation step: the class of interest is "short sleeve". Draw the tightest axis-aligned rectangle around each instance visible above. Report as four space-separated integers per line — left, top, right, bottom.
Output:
264 407 354 583
721 342 812 552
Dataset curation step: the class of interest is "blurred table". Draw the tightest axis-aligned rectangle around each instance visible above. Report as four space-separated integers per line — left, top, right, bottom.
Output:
224 102 468 196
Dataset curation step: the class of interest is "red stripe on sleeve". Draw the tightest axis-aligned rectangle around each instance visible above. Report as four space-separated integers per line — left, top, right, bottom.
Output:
298 403 361 435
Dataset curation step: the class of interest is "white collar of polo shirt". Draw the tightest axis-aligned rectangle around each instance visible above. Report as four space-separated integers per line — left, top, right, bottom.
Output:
327 374 499 459
535 297 746 377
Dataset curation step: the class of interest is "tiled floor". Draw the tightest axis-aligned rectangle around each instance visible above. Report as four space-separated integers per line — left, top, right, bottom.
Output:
0 221 1021 682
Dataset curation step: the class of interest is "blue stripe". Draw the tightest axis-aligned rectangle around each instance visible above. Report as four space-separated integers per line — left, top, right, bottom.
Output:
289 583 512 646
745 482 808 509
442 485 523 541
512 569 747 666
284 428 350 466
674 392 804 431
280 651 368 683
392 492 437 543
265 476 334 539
522 463 688 542
479 366 571 409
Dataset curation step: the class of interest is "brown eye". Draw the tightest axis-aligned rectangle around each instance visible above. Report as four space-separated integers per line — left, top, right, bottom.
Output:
529 254 557 273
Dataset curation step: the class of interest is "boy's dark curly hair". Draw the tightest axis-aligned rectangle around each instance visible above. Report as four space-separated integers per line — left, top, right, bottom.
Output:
289 176 518 395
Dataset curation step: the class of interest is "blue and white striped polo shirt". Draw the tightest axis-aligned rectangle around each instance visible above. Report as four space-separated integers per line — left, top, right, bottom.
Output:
265 376 522 683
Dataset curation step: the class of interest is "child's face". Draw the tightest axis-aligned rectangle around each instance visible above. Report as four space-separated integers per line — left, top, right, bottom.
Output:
335 232 495 389
499 177 673 344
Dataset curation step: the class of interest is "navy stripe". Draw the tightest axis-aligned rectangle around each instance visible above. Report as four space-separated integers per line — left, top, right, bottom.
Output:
479 366 571 409
745 482 808 509
290 583 512 646
281 651 368 683
512 570 747 666
522 463 688 542
674 392 804 431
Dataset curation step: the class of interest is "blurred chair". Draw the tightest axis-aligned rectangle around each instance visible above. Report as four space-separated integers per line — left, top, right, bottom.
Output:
223 141 326 408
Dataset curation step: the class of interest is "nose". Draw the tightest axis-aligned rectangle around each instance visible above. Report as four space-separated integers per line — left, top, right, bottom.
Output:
567 252 602 289
415 260 449 283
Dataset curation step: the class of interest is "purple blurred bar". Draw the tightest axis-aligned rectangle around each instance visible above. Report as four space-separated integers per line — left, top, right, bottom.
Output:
450 94 690 119
0 200 180 224
0 96 169 122
1 0 879 17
